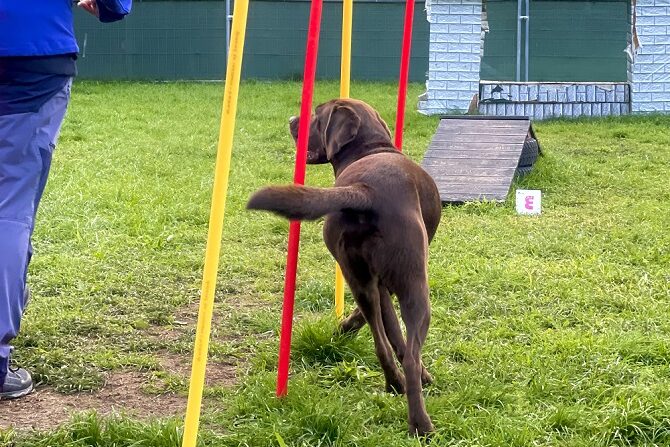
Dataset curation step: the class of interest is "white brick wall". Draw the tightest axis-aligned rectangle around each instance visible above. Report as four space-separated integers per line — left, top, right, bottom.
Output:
631 0 670 112
479 82 631 119
418 0 482 115
421 0 670 116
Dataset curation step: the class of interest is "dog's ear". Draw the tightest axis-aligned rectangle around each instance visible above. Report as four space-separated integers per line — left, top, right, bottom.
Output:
323 105 361 160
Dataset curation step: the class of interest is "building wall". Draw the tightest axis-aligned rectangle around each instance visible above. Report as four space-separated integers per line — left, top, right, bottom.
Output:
631 0 670 112
418 0 483 114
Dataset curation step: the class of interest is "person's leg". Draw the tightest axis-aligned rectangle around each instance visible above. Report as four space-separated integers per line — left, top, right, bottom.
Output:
0 79 71 397
26 79 72 276
0 112 41 387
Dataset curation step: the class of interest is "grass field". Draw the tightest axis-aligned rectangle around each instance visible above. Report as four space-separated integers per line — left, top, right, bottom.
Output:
1 81 669 446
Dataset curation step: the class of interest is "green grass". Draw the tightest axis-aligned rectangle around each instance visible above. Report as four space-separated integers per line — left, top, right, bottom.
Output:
3 80 669 446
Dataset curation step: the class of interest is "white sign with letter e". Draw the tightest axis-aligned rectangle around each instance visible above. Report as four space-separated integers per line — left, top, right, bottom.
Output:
516 189 542 215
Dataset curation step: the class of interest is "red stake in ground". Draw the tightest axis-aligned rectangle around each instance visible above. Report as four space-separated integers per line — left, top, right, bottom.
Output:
276 0 323 398
395 0 416 151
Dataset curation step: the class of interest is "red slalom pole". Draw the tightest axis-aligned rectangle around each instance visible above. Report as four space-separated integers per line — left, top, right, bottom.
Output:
276 0 323 398
394 0 416 151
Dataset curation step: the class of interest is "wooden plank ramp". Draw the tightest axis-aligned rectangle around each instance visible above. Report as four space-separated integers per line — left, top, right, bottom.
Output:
421 116 535 203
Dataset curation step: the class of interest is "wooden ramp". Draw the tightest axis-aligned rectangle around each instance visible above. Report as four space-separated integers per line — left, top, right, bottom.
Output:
421 116 538 203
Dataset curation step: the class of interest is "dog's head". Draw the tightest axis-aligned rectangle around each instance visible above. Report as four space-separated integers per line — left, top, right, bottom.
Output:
289 99 393 165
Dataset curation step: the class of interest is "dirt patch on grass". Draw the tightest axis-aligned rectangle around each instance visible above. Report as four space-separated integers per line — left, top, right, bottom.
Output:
1 358 238 432
0 371 186 431
1 323 239 432
0 296 262 432
159 353 238 388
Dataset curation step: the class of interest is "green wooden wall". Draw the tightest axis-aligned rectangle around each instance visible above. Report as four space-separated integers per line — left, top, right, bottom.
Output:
73 0 429 81
480 0 631 82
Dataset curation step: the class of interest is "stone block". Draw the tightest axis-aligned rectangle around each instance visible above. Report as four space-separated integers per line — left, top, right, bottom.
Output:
448 43 474 53
449 4 476 15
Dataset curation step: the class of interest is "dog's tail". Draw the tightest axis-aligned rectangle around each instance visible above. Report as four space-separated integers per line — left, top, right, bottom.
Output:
247 184 372 220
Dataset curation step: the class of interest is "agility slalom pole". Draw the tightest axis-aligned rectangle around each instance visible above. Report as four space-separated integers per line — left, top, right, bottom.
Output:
334 0 353 320
394 0 416 151
340 0 353 99
181 1 249 446
335 264 345 319
276 0 324 398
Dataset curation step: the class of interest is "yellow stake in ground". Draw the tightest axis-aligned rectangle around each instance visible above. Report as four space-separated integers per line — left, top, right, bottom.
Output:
181 1 249 446
335 0 353 319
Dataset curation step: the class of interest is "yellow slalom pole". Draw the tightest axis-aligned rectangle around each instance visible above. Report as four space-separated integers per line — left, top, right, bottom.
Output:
335 0 353 319
181 1 249 446
340 0 353 99
335 263 345 319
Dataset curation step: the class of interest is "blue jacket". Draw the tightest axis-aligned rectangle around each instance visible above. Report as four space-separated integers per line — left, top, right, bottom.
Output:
0 0 132 57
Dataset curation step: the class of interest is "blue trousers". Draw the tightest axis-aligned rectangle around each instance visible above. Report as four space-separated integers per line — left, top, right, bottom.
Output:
0 79 71 384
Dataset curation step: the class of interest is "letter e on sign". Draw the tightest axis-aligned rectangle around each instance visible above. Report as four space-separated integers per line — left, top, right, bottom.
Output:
525 195 534 210
516 189 541 215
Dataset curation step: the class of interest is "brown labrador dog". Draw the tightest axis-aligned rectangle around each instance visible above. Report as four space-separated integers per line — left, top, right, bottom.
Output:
247 99 441 436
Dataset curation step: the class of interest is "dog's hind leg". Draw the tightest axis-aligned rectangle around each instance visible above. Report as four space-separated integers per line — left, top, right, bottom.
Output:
396 277 434 436
349 280 406 395
379 287 433 387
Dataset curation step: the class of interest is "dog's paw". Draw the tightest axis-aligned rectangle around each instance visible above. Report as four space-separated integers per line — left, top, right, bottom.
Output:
337 309 366 335
385 375 406 395
337 321 359 336
421 367 433 387
408 416 435 438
